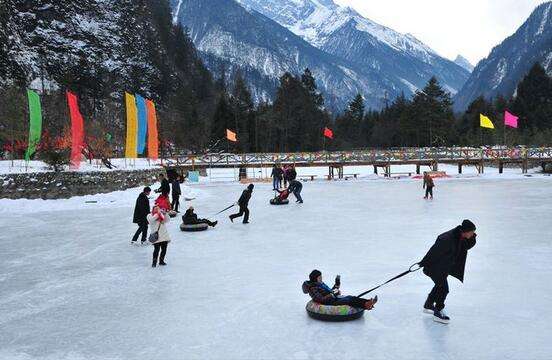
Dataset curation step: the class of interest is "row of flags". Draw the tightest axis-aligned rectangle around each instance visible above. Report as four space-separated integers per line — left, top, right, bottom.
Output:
124 92 159 160
22 90 160 169
480 111 519 129
224 127 334 143
24 89 84 169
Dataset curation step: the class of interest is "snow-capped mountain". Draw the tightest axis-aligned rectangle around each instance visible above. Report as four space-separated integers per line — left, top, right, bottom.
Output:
172 0 402 109
235 0 469 96
454 55 474 72
454 2 552 111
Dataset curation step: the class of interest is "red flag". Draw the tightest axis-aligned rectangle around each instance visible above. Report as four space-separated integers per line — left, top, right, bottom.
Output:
323 127 333 139
66 91 84 169
226 129 237 142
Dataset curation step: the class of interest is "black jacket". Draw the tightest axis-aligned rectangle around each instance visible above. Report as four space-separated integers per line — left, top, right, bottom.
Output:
420 226 476 282
288 179 302 192
238 189 252 207
271 167 283 180
157 178 170 195
133 193 150 224
182 209 199 225
288 168 297 181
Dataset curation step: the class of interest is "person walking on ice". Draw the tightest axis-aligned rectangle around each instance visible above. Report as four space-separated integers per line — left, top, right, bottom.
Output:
171 175 182 212
288 179 303 203
229 184 254 224
423 172 435 200
131 187 151 245
419 220 477 324
147 206 171 268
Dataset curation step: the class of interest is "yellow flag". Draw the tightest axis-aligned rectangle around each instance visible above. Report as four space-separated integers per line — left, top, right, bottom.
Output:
480 114 495 129
125 92 138 158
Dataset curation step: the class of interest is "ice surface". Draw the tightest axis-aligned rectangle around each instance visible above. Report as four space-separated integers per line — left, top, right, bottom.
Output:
1 177 552 359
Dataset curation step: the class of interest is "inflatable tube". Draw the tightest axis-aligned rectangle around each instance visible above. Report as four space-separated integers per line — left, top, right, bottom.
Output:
168 210 178 218
180 223 209 232
270 198 290 205
305 300 364 322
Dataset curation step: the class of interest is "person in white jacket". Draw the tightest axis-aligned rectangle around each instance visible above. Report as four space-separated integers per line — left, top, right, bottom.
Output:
147 206 171 267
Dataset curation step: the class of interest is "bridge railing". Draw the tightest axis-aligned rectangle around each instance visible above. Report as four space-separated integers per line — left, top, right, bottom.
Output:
172 147 552 166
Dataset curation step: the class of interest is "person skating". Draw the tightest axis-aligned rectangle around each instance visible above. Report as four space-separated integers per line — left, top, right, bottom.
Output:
229 184 254 224
271 165 283 190
155 173 170 195
171 176 182 212
419 220 477 324
423 172 435 200
302 270 378 310
147 206 171 267
131 187 151 245
288 179 303 203
182 206 217 227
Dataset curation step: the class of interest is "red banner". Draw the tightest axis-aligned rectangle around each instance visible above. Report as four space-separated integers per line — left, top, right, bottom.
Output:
323 127 334 139
66 91 84 169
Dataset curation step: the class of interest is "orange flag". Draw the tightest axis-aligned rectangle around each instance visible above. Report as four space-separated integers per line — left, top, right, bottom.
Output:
66 91 84 169
226 129 237 142
146 99 159 160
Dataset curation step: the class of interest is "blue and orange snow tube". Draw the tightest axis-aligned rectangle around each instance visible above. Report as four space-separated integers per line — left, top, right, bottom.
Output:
305 300 365 322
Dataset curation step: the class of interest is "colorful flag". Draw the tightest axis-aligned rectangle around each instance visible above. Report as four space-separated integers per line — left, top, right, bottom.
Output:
504 111 519 128
323 127 334 139
226 129 237 142
66 91 85 169
480 114 495 129
135 95 147 155
125 92 138 158
146 99 159 160
25 90 42 161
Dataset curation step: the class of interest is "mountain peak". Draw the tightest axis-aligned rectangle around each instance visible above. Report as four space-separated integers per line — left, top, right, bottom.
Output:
454 55 474 72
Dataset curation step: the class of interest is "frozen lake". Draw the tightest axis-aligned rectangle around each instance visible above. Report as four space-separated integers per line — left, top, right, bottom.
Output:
1 177 552 359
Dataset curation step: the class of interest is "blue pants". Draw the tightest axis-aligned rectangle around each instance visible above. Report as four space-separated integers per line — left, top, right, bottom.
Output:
293 190 303 202
273 178 281 190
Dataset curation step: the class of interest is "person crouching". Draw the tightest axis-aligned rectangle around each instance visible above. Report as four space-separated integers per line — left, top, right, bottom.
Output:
302 270 377 310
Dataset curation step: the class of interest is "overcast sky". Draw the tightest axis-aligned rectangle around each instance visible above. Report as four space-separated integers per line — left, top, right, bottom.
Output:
334 0 547 65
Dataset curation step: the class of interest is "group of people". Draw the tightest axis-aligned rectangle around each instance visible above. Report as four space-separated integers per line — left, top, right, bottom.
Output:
303 219 477 324
271 164 297 190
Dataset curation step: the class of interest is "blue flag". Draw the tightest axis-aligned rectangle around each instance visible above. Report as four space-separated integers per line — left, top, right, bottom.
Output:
135 95 147 155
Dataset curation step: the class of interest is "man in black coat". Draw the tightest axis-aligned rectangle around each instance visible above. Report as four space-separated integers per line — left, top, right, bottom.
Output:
155 174 170 195
229 184 254 224
131 187 151 245
420 219 477 324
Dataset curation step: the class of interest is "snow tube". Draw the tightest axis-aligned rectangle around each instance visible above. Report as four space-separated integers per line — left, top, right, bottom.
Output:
168 210 178 218
305 300 365 322
180 223 209 232
270 198 289 205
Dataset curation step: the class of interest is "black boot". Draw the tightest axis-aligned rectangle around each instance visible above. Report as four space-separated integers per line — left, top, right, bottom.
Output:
433 309 450 324
423 297 435 314
152 260 157 268
229 216 234 223
211 221 218 227
159 261 167 266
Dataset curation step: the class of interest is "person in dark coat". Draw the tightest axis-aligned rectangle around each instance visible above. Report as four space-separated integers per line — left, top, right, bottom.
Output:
271 165 283 190
155 173 170 195
419 220 477 324
131 187 151 245
302 270 378 310
288 179 303 203
182 207 217 227
171 176 182 212
229 184 254 224
288 165 297 181
423 172 435 199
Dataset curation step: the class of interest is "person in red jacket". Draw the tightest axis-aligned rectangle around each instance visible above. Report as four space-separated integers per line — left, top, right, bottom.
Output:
155 193 171 212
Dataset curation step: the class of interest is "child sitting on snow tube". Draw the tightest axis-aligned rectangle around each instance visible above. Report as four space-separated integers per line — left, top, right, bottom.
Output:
182 207 217 227
270 189 290 205
303 270 377 315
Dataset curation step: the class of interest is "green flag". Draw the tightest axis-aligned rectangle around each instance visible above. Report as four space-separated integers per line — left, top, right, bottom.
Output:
25 90 43 161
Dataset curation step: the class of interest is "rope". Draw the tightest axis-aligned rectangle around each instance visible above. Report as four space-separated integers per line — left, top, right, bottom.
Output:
357 263 421 298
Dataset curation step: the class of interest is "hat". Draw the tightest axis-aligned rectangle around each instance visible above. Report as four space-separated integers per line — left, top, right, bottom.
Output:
248 184 254 190
309 269 322 282
461 219 476 232
144 186 151 193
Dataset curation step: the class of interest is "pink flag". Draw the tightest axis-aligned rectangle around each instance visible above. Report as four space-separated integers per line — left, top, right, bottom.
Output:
505 111 519 128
